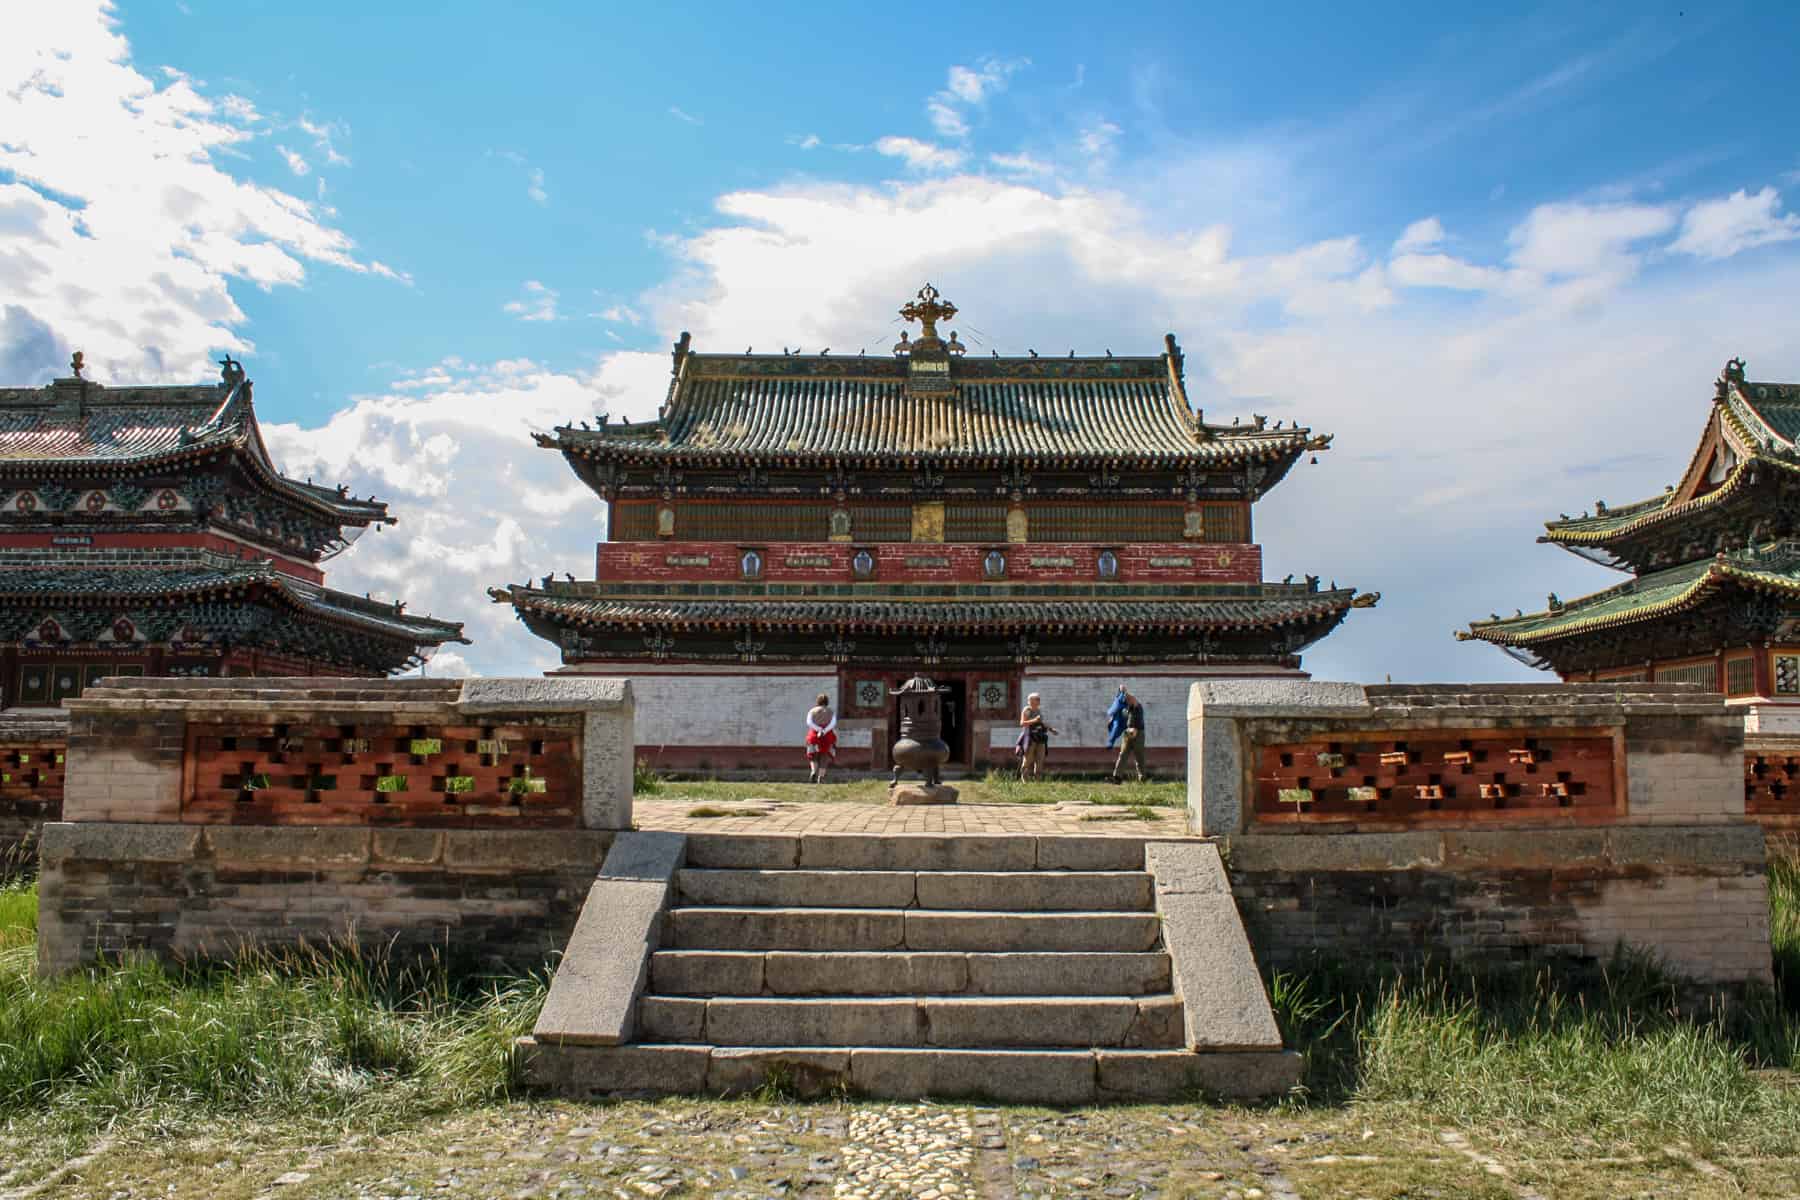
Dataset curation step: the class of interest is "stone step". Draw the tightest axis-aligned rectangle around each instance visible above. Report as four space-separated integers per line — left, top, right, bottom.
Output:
518 1040 1304 1104
635 994 1186 1048
665 907 1162 953
682 833 1152 873
650 950 1173 997
674 869 1154 911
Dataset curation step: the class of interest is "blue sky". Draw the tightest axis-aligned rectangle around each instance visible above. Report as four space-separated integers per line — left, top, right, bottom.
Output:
4 1 1800 681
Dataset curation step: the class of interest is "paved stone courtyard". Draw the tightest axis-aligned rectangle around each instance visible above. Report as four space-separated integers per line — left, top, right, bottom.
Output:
7 1099 1794 1199
634 800 1191 838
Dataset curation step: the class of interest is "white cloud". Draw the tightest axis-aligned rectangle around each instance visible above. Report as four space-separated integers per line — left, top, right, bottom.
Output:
297 115 349 166
926 58 1026 140
1389 252 1507 292
927 98 968 140
989 151 1051 176
874 136 966 172
1079 120 1121 161
277 146 309 176
1393 216 1445 253
0 0 397 382
669 106 702 126
598 304 641 324
1669 186 1800 261
503 280 559 322
527 166 548 205
263 352 670 676
787 133 821 150
1506 201 1675 280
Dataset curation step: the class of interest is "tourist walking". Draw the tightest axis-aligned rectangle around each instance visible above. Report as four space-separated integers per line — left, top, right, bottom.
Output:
1105 685 1147 783
1016 692 1058 781
805 692 837 783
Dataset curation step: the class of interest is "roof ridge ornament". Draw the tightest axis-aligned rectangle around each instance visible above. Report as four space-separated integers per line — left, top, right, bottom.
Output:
1716 356 1746 399
219 355 246 386
898 283 957 351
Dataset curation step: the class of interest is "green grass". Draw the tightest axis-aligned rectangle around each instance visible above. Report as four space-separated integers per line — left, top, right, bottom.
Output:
0 914 546 1138
1270 949 1800 1153
0 835 1794 1162
1771 841 1800 1011
0 877 34 953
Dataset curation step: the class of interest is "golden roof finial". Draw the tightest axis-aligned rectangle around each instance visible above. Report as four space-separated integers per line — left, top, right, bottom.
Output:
69 351 84 379
899 283 958 346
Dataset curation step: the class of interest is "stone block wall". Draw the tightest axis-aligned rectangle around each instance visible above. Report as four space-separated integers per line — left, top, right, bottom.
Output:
1190 683 1776 987
36 676 637 972
36 823 615 973
0 710 68 863
1226 825 1774 986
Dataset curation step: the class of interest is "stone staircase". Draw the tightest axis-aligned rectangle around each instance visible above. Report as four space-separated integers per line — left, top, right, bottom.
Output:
521 832 1299 1104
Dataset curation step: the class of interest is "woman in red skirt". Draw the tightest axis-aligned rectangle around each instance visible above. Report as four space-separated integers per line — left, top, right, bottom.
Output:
805 692 837 783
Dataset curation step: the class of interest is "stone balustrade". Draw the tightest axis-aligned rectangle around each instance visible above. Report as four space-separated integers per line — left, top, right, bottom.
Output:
1187 682 1774 986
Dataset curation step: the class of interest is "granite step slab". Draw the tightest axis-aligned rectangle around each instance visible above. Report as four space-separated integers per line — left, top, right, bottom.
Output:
913 870 1153 911
648 949 1172 996
633 994 1184 1048
518 1042 1301 1102
668 907 1161 953
676 868 917 909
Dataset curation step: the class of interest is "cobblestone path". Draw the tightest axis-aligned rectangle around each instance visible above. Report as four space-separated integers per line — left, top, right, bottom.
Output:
4 1100 1797 1198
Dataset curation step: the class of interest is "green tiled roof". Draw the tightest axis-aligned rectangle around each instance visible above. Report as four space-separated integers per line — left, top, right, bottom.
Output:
1460 544 1800 646
1731 379 1800 444
494 582 1359 633
0 548 466 646
0 374 391 524
538 347 1324 466
1542 374 1800 550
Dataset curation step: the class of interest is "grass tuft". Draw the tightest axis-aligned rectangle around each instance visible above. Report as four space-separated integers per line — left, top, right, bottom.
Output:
0 908 546 1138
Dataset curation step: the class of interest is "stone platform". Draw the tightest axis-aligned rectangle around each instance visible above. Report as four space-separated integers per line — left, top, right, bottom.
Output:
519 829 1297 1104
634 799 1191 837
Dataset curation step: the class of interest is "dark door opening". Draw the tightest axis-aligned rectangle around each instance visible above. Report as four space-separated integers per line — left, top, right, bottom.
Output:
941 679 967 765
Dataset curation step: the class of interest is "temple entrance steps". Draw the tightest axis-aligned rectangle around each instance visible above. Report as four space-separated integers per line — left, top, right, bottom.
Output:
519 832 1300 1104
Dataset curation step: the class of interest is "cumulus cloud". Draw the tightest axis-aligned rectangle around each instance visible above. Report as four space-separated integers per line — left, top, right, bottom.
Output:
874 136 966 172
1670 186 1800 261
1393 216 1445 253
0 0 400 382
668 106 702 126
504 280 559 322
263 353 670 676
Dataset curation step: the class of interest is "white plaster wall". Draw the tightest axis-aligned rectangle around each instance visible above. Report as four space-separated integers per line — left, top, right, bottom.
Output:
1745 703 1800 736
622 673 840 748
1001 674 1203 749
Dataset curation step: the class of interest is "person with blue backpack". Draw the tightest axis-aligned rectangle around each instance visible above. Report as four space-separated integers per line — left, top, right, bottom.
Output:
1105 684 1147 783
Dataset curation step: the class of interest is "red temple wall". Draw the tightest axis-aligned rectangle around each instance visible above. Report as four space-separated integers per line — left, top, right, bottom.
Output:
596 541 1262 586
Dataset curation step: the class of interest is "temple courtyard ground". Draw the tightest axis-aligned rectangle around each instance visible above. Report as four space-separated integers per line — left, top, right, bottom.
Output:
634 775 1190 836
5 853 1800 1200
9 1096 1800 1199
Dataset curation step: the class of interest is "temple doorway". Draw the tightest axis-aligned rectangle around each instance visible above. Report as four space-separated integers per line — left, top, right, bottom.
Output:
940 679 967 765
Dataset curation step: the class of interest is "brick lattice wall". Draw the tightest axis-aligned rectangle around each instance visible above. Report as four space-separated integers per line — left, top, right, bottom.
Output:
1252 730 1619 826
183 719 580 827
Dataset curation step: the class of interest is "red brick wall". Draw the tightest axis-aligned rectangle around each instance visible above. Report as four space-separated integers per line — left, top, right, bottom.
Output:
596 541 1262 585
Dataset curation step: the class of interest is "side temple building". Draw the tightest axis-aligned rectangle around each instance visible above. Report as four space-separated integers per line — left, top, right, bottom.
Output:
493 287 1374 771
1462 359 1800 732
0 355 465 707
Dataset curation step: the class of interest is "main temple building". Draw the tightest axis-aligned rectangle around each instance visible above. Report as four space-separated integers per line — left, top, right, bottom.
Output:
1462 358 1800 712
494 287 1373 771
0 355 465 707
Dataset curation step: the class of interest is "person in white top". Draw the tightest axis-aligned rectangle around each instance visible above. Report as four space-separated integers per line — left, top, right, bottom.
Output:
805 692 837 783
